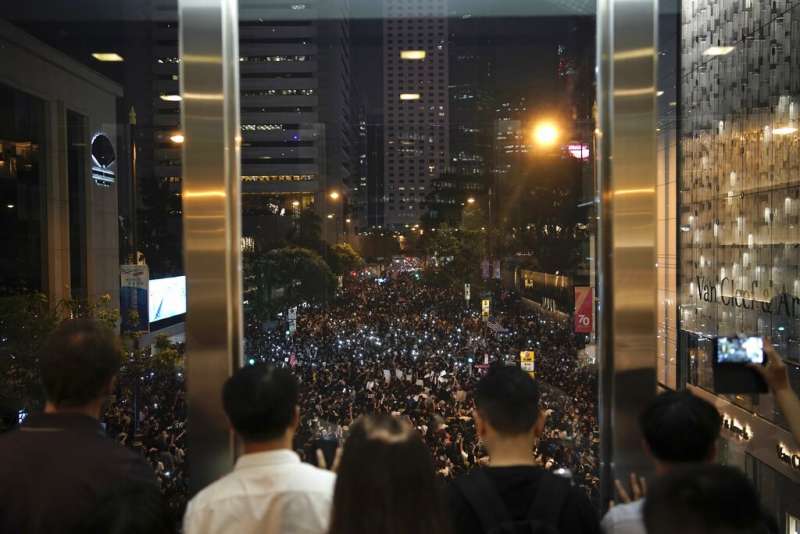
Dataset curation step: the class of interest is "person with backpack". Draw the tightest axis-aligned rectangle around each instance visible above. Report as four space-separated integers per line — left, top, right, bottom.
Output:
447 365 601 534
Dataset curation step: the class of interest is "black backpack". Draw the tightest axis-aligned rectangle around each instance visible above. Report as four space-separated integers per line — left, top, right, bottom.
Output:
454 469 570 534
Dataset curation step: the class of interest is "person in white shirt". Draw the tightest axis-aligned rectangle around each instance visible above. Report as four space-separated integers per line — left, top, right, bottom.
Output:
601 390 721 534
184 365 335 534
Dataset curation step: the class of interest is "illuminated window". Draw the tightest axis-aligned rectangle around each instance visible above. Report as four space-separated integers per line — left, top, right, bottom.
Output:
400 50 426 60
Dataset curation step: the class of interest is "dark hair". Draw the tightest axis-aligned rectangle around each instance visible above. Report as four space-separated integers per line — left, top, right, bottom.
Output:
40 319 122 407
474 364 540 435
329 414 450 534
639 390 721 463
222 364 299 441
643 464 774 534
72 482 173 534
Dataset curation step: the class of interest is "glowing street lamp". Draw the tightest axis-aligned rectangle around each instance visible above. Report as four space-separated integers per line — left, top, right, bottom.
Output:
466 197 476 204
170 133 185 144
532 121 560 149
329 191 340 201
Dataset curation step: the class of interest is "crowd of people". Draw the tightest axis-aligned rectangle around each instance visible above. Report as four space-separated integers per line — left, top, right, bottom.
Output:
4 264 799 534
104 356 189 520
249 271 600 501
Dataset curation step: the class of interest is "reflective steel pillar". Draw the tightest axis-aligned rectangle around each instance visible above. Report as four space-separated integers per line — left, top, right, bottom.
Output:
179 0 243 494
596 0 659 507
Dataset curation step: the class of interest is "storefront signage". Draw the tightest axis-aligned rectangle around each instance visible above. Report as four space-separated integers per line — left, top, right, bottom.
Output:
722 414 752 441
91 133 116 187
777 443 800 471
694 276 800 318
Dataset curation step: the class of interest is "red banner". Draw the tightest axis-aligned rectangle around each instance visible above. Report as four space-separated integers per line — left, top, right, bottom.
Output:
574 287 593 333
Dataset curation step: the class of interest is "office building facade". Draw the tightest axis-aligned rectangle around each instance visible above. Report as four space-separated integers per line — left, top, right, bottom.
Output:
0 21 122 304
152 0 352 247
382 0 449 229
654 0 800 527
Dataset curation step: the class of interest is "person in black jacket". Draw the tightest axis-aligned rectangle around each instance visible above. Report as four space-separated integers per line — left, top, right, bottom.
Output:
0 319 162 534
643 464 777 534
447 365 600 534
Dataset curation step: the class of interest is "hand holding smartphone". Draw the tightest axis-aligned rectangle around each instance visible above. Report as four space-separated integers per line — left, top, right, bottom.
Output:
713 335 768 394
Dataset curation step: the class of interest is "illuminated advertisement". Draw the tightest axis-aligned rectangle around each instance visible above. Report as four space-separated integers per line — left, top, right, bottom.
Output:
148 276 186 323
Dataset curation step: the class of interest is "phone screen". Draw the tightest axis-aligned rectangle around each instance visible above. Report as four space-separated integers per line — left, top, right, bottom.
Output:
716 336 764 364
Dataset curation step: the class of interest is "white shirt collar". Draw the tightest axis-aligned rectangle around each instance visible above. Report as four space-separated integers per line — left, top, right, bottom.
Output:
235 449 301 471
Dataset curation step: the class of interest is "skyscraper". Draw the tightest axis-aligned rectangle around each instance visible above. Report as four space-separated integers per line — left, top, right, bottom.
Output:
448 14 494 179
382 0 449 230
151 0 353 250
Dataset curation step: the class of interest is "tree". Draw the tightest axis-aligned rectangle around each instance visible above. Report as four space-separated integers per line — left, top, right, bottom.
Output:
419 226 486 289
0 293 119 415
422 225 461 261
501 154 583 274
288 209 323 251
246 247 336 323
327 243 365 275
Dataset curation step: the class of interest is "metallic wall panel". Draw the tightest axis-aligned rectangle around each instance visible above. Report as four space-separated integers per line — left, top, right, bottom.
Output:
179 0 243 494
596 0 659 507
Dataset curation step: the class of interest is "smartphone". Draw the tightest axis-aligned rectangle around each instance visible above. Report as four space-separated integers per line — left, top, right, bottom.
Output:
713 336 767 393
716 336 764 364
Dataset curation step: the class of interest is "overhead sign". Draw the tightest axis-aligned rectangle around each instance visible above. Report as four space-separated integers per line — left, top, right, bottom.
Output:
91 133 116 187
520 351 535 377
574 286 594 333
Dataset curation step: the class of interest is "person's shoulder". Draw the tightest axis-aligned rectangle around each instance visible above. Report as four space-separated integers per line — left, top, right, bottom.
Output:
290 462 336 489
186 471 249 512
601 499 645 532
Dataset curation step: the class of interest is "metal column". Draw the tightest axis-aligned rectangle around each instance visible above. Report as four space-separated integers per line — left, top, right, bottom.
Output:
179 0 243 494
596 0 659 507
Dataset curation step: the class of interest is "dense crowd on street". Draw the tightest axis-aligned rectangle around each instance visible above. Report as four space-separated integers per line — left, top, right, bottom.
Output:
249 270 600 501
105 358 189 520
91 268 599 519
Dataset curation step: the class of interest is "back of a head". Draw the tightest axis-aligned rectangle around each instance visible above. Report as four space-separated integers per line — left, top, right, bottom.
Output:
639 390 721 463
474 364 540 435
222 364 298 441
330 414 449 534
643 464 773 534
40 319 122 407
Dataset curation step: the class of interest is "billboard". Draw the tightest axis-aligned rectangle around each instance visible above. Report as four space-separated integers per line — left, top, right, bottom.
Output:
148 276 187 323
120 265 149 332
574 286 594 333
